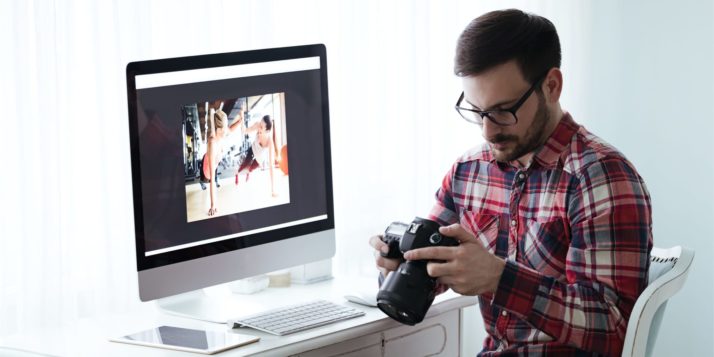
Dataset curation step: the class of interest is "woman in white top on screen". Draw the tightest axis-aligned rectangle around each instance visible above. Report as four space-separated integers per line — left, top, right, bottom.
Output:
234 114 279 198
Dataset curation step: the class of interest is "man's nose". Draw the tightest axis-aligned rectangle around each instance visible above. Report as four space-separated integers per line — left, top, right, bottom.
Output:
481 116 500 141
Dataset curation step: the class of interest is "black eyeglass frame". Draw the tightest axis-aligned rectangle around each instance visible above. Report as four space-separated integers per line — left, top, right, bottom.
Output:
455 73 548 126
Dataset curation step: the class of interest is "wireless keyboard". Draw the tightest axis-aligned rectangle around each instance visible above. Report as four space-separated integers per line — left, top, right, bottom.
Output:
229 300 365 336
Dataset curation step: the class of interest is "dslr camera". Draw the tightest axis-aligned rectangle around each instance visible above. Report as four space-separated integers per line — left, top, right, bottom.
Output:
377 217 458 325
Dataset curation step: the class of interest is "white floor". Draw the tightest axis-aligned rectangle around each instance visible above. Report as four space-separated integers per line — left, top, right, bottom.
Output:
185 168 290 222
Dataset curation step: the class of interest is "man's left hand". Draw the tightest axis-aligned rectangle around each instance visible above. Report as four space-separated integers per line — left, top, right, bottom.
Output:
403 223 506 296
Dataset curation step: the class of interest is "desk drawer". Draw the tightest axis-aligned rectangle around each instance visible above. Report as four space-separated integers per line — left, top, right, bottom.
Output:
383 309 460 356
291 332 382 357
291 309 460 357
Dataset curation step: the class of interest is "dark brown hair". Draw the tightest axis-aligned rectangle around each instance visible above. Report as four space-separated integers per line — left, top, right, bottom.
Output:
262 115 278 154
455 9 561 84
261 115 273 131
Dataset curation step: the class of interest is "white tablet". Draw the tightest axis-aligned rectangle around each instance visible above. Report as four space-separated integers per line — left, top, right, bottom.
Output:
110 325 259 354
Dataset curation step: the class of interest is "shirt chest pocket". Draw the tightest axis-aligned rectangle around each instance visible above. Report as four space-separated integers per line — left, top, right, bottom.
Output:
459 210 500 254
519 218 569 280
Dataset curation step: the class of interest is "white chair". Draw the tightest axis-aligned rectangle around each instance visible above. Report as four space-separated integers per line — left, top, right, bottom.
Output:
621 246 694 357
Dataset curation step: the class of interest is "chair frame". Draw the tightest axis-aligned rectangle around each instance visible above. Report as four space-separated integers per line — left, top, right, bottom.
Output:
621 246 694 357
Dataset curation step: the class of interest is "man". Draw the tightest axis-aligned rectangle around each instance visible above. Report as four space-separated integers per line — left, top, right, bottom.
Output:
370 9 652 356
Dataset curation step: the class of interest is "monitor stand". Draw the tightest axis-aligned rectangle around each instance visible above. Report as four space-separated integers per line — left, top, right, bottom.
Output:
155 261 333 324
156 282 268 324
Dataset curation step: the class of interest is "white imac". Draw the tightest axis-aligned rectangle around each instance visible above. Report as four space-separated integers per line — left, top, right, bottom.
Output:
125 44 335 322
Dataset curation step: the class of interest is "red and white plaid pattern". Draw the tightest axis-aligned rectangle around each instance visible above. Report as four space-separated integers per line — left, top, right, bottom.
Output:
429 113 652 356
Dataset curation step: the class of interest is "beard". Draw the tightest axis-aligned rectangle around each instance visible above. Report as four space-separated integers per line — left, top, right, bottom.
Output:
489 95 551 163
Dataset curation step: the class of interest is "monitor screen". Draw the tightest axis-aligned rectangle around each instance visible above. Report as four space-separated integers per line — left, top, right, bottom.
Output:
126 45 335 304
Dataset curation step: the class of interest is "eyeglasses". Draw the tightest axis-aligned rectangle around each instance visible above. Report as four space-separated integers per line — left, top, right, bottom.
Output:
454 74 547 126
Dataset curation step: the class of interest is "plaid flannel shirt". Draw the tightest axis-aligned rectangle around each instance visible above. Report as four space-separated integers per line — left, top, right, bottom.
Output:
428 113 652 356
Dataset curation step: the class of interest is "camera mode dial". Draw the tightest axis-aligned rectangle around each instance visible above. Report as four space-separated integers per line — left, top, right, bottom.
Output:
428 233 442 244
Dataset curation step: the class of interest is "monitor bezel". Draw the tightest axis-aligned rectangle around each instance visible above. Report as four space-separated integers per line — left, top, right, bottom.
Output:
126 44 334 272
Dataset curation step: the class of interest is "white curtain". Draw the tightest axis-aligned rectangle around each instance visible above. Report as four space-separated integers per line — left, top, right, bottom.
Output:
0 0 589 336
0 0 499 336
2 2 711 357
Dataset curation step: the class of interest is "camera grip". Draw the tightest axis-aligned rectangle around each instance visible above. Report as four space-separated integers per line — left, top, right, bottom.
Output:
380 236 403 260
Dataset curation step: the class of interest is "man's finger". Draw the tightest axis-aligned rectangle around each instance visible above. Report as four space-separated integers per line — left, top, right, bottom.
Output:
369 235 389 254
375 254 400 272
426 261 456 278
436 276 456 286
426 262 448 278
403 246 456 261
438 223 473 243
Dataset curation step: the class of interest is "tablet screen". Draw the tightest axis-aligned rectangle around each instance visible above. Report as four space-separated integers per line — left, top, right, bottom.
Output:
113 326 259 354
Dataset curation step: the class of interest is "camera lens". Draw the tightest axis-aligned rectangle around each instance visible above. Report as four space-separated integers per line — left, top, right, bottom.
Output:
377 261 437 326
377 299 418 325
377 217 452 326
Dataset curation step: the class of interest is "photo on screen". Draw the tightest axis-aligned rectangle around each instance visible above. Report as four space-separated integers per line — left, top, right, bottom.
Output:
181 93 289 222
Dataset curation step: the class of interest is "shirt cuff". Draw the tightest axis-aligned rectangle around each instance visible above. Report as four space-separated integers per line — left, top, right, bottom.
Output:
491 259 543 318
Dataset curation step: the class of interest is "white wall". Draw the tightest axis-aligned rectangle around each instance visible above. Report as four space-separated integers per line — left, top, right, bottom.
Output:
0 1 711 356
571 2 714 356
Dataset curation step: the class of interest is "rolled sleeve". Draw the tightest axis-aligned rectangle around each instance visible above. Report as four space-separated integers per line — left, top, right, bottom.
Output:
427 162 460 226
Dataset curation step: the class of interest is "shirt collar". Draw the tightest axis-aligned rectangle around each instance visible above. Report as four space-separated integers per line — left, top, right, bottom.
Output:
488 112 579 171
531 112 579 170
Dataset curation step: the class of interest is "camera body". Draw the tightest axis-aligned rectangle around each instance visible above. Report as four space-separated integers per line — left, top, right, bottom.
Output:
377 217 458 325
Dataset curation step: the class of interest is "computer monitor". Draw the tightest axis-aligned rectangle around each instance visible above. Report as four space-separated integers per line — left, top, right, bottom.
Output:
126 44 335 322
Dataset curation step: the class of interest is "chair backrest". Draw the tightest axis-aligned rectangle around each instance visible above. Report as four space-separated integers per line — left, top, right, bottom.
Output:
621 246 694 357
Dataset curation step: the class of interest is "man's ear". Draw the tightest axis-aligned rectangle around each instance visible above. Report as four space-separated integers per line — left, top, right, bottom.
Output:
542 68 563 104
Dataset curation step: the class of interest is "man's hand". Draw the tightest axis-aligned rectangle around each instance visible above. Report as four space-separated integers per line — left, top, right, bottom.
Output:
369 235 400 277
403 223 506 296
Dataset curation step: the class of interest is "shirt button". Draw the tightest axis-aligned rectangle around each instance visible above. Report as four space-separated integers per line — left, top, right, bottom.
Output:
501 310 508 316
510 219 517 227
518 173 525 179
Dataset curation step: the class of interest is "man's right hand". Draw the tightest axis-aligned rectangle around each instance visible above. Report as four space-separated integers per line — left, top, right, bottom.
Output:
369 235 400 277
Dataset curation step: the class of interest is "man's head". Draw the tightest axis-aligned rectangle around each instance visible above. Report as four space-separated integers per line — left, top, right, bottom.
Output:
455 9 564 163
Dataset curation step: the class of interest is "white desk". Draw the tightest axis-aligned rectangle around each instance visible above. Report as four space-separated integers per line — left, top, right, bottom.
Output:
0 276 478 356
